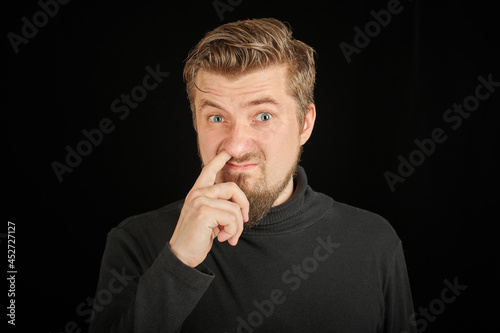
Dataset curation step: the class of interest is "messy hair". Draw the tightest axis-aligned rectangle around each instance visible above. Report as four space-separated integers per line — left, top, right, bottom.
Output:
183 17 316 128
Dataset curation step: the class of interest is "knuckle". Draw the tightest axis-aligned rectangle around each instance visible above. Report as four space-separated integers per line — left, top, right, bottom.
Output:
197 204 211 216
230 202 242 218
228 182 240 191
242 199 250 209
230 211 238 224
191 188 203 198
192 195 208 207
186 189 199 202
230 212 242 229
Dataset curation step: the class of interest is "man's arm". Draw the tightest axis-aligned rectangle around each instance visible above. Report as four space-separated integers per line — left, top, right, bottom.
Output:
383 242 417 333
89 150 249 332
88 227 214 333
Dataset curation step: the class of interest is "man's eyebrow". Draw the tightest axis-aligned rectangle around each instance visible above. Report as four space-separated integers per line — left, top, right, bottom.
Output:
198 99 225 112
198 96 279 112
243 96 280 108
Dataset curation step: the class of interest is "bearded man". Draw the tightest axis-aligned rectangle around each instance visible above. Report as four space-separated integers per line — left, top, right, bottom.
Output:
90 18 415 333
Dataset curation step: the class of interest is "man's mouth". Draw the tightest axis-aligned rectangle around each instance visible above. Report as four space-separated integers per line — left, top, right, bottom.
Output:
225 162 259 171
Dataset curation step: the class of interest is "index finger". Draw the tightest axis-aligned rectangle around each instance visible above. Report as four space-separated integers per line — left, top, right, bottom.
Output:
193 150 232 189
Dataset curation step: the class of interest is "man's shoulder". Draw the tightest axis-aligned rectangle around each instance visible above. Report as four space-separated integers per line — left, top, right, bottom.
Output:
326 198 401 246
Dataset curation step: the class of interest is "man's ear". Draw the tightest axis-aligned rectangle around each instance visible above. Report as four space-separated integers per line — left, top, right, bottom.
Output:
300 103 316 145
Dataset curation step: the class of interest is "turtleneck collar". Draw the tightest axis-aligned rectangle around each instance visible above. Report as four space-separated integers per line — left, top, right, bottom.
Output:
242 165 333 236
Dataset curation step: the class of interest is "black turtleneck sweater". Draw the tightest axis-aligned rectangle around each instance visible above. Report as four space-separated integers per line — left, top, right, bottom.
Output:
89 166 415 333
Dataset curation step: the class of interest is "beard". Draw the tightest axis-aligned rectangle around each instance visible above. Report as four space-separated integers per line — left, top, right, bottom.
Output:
217 147 302 229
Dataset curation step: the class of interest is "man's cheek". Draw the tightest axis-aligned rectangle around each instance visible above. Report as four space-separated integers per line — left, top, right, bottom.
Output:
256 128 276 143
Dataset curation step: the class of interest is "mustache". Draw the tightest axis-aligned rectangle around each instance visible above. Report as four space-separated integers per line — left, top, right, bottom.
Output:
226 151 265 164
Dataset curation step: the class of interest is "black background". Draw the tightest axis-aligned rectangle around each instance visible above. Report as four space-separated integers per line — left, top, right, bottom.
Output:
3 0 499 332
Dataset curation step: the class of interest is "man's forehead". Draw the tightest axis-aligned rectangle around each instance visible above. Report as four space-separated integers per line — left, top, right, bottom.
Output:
197 95 280 112
194 65 288 101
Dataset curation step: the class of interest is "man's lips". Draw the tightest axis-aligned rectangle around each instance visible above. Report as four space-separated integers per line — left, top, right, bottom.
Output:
225 162 258 171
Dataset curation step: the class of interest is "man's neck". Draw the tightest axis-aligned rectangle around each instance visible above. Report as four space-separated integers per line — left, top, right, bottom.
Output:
272 177 295 207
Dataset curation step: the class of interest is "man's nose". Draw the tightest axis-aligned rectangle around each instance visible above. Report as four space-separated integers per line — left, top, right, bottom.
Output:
221 122 255 159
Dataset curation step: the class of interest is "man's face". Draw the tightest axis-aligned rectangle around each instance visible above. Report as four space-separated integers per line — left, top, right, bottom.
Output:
194 64 315 226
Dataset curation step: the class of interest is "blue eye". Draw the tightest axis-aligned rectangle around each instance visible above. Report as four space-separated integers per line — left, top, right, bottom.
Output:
256 112 272 121
209 115 224 123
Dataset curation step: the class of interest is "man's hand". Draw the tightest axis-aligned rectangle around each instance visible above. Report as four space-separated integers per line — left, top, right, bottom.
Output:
169 151 250 267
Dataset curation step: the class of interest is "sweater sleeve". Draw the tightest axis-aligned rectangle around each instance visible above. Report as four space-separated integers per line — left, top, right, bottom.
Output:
88 227 214 333
383 241 416 333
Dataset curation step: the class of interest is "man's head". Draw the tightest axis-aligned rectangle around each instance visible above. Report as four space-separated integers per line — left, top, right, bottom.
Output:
183 18 317 227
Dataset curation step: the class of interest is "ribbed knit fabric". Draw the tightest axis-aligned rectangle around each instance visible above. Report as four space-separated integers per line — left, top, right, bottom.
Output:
89 166 416 333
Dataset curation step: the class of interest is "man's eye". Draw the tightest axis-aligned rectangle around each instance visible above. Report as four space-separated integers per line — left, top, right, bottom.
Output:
209 115 224 123
256 112 272 122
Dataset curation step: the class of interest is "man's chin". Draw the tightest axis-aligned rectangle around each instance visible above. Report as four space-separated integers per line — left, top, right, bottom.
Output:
227 176 254 196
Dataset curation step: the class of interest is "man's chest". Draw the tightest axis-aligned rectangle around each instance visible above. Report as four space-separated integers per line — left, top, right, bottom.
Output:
181 239 385 332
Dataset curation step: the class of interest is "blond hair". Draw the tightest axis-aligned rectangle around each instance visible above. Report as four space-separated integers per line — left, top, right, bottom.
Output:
183 18 316 127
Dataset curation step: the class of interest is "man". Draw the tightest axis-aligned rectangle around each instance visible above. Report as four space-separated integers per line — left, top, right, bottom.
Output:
89 18 415 333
